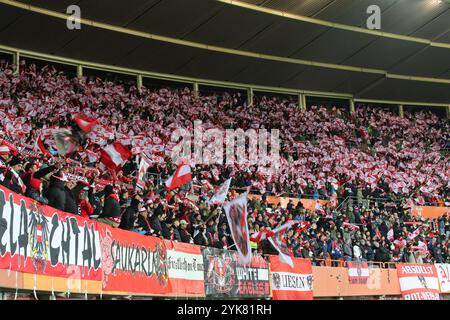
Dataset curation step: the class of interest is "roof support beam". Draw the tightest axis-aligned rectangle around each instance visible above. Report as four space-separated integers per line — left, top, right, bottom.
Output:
247 88 254 106
13 51 19 75
349 99 355 114
399 104 404 118
137 74 143 94
77 65 83 78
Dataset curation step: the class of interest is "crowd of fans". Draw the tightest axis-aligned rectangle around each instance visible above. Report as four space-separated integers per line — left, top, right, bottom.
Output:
0 61 449 265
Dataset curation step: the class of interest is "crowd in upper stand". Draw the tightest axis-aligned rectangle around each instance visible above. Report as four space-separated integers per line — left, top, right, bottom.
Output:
0 61 449 264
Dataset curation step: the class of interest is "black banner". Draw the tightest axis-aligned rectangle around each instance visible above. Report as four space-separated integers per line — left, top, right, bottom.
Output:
202 247 271 298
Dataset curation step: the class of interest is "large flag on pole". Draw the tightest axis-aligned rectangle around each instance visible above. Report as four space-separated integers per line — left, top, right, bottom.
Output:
207 178 232 205
223 192 252 264
165 162 192 191
268 220 300 268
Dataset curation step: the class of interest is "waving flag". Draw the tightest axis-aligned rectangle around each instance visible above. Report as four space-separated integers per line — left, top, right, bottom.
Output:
223 192 251 264
74 114 98 133
136 154 151 190
268 220 300 267
342 222 360 231
53 128 79 156
207 178 232 205
408 226 423 241
100 142 132 172
387 228 394 241
34 135 50 157
165 163 192 191
250 229 275 243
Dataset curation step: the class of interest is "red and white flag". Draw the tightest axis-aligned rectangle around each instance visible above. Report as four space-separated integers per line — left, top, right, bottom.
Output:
387 228 394 241
396 264 440 300
250 229 275 243
408 226 423 241
207 178 232 205
34 135 50 157
223 192 251 264
165 163 192 191
74 114 98 133
347 261 369 284
100 142 132 172
342 222 360 231
268 220 300 268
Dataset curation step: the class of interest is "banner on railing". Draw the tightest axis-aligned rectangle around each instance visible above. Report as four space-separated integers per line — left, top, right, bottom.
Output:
0 185 102 281
435 263 450 293
165 240 205 297
396 264 440 300
202 247 270 298
97 224 171 296
269 255 313 300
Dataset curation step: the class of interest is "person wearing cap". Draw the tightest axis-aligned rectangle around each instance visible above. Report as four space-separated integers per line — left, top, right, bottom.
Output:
0 140 15 163
23 162 57 199
134 206 152 235
179 220 193 244
0 156 24 194
194 222 209 246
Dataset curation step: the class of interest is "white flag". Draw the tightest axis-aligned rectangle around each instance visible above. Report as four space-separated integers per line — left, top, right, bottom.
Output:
207 178 232 205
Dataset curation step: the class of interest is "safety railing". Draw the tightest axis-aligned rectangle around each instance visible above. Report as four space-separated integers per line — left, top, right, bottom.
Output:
311 258 385 269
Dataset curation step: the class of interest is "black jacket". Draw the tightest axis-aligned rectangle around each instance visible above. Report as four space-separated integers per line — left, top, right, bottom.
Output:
119 206 139 231
45 178 66 212
161 223 171 240
194 231 209 246
150 214 163 237
0 169 23 195
64 186 79 215
100 195 121 218
136 214 151 232
25 187 48 205
173 228 182 242
179 228 192 243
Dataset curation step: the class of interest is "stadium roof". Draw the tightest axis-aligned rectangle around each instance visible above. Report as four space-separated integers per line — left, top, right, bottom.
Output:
0 0 449 104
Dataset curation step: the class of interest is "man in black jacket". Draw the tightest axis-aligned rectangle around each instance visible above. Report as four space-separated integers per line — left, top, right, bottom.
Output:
119 198 141 231
194 223 209 246
97 185 122 228
150 211 165 237
0 156 25 195
172 219 182 242
64 180 84 215
44 172 67 212
179 220 193 243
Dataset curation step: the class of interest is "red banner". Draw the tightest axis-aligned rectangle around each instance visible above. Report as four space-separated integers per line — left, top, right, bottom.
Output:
396 263 440 300
165 240 205 297
269 255 313 300
0 185 102 281
97 224 171 296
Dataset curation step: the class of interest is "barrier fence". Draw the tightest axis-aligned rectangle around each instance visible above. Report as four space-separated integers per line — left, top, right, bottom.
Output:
0 185 449 299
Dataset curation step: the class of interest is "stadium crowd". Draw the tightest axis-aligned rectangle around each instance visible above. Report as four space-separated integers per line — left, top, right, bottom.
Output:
0 61 449 265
